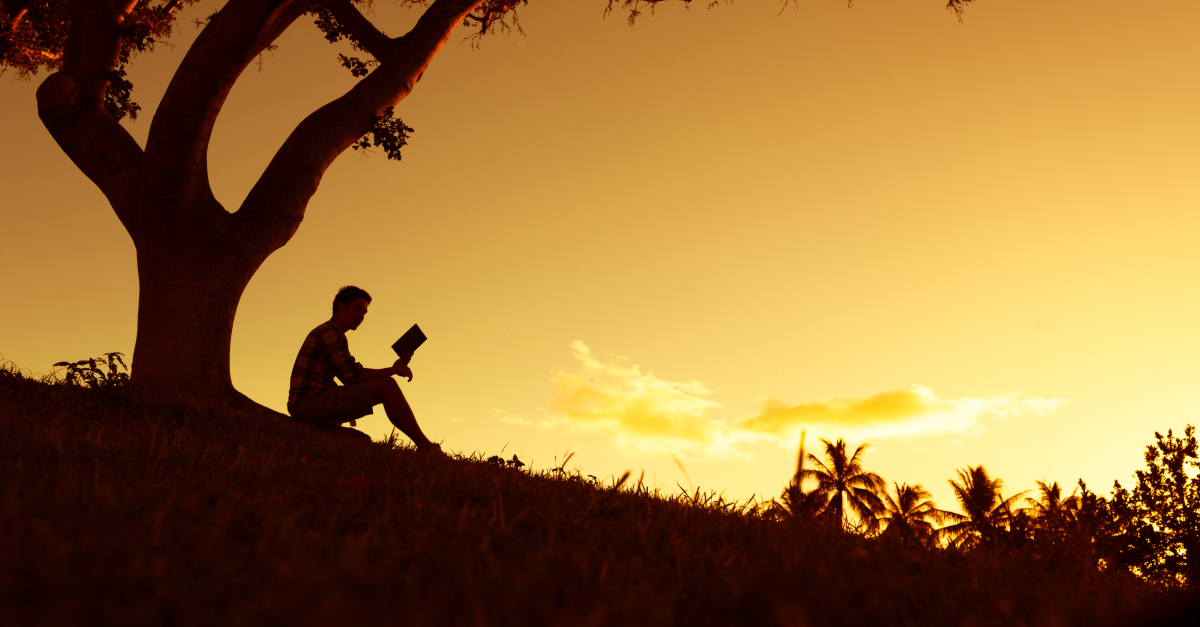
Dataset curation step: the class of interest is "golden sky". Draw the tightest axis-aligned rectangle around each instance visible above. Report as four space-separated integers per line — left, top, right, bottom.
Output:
3 0 1199 510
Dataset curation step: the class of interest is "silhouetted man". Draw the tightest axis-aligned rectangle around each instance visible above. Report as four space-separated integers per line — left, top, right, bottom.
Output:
288 285 438 451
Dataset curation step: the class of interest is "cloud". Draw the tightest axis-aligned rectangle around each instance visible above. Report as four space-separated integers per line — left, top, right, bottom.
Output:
736 385 1065 443
546 341 744 458
489 408 551 429
518 342 1066 458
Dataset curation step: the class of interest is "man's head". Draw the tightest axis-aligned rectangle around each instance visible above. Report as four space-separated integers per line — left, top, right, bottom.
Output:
332 285 372 330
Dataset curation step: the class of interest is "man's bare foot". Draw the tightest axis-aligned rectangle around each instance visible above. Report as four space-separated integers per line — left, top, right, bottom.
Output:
417 441 444 455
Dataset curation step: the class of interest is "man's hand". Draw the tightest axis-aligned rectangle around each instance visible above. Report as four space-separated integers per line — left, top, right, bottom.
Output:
392 354 413 382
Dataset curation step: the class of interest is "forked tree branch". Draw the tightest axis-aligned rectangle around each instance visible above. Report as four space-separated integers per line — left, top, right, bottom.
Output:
142 0 312 217
36 0 145 235
234 0 486 253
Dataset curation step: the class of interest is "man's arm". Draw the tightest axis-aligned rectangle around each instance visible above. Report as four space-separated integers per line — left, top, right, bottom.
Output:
360 352 413 383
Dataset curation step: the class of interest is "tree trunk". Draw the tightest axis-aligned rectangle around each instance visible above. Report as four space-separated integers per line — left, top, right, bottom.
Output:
122 181 296 417
131 240 264 407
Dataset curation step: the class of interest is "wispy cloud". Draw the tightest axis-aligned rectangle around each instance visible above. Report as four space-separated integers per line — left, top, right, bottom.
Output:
514 342 1066 458
546 341 744 458
489 408 546 429
737 385 1065 443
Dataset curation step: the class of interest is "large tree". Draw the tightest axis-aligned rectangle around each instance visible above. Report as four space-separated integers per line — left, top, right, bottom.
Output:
0 0 981 412
2 0 531 412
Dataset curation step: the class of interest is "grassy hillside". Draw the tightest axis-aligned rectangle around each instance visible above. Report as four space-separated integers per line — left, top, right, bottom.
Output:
0 365 1173 626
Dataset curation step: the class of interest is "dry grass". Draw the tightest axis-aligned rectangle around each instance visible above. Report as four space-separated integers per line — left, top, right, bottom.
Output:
0 363 1172 626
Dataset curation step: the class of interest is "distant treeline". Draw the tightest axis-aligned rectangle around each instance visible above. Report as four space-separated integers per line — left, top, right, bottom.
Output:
771 429 1199 589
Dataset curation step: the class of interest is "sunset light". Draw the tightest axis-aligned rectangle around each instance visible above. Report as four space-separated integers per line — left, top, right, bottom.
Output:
7 0 1200 532
3 0 1199 622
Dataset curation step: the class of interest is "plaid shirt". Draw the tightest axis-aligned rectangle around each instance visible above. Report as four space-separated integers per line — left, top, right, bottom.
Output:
288 320 364 412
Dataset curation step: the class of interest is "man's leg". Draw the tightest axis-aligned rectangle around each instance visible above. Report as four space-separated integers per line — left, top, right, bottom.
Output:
369 378 436 450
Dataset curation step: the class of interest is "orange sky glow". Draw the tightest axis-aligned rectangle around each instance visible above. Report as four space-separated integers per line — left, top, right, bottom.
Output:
3 0 1199 511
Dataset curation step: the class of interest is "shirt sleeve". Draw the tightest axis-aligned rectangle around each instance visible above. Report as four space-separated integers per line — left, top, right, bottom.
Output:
320 326 363 385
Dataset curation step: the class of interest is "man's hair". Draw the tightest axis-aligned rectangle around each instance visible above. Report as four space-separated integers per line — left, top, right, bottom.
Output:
332 285 372 316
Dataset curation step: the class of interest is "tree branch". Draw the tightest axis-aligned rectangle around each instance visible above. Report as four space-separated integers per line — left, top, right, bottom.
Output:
5 4 30 32
233 0 485 254
326 0 392 61
113 0 139 17
403 0 484 64
142 0 311 217
36 0 145 235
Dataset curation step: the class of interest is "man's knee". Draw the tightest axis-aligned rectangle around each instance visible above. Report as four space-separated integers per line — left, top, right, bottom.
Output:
370 377 399 396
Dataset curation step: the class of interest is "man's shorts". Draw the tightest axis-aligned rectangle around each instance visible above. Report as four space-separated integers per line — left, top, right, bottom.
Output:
290 382 377 427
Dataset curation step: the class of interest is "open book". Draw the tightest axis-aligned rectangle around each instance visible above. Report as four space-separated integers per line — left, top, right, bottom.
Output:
392 324 427 358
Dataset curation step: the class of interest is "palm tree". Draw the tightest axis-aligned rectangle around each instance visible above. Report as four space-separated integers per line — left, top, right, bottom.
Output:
774 431 832 524
798 438 886 533
1026 480 1079 525
940 465 1027 549
1023 480 1083 546
878 482 945 545
778 480 832 523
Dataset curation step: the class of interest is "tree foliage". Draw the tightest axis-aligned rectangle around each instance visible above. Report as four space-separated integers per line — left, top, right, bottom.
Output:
1 0 199 120
1101 426 1200 587
351 105 414 160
